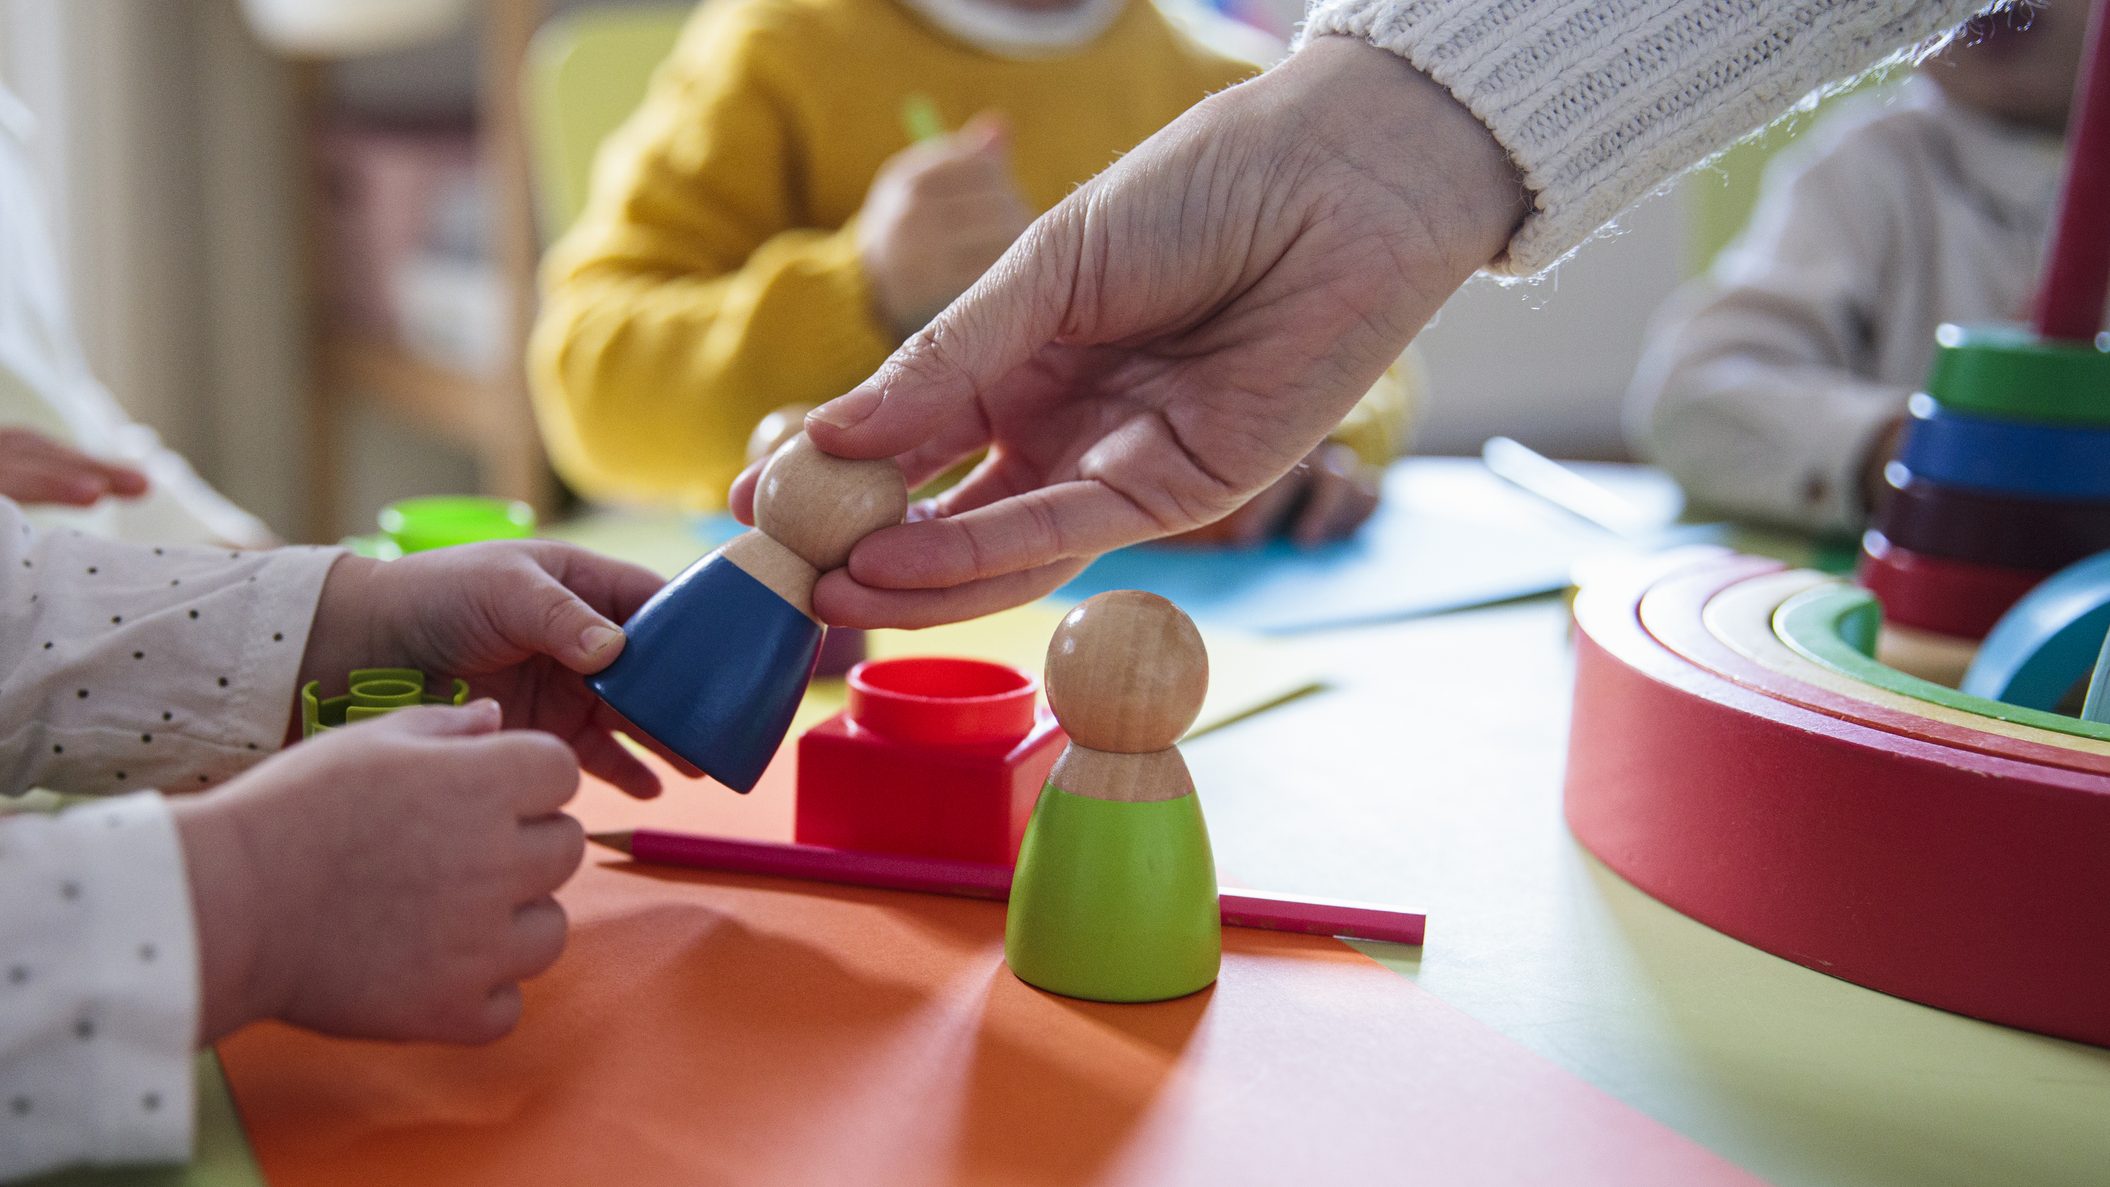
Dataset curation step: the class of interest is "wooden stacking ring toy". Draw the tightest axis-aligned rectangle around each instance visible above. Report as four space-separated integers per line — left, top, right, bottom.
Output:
1567 550 2110 1047
1919 323 2110 426
1877 464 2110 571
1897 392 2110 501
1857 530 2049 638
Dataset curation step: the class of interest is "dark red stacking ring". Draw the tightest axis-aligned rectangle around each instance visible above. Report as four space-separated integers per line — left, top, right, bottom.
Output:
1858 530 2052 639
1877 463 2110 571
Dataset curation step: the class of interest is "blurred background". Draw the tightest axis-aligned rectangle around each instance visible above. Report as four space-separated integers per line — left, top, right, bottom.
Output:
0 0 1813 544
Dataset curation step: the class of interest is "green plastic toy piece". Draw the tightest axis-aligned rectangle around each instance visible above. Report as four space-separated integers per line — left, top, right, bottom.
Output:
1774 585 2110 743
1921 323 2110 427
302 668 471 737
1004 785 1220 1003
378 496 535 554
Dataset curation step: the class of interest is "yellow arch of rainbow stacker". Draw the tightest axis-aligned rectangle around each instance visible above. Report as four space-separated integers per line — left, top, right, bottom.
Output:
1702 570 2110 759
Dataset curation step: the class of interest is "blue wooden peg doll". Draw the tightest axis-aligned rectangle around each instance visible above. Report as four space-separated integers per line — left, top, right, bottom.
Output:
588 434 906 790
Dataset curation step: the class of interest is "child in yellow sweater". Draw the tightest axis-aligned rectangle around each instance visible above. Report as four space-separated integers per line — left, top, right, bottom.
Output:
530 0 1414 544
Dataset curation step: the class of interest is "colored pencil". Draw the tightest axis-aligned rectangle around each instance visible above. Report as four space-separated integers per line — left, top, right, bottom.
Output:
900 93 947 144
2033 0 2110 340
591 829 1425 946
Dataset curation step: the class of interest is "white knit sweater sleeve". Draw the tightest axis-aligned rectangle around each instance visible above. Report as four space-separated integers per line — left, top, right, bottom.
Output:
1299 0 1990 274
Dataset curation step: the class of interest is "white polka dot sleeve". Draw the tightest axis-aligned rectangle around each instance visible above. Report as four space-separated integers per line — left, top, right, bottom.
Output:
0 499 342 1176
1297 0 1987 274
0 503 342 793
0 794 198 1178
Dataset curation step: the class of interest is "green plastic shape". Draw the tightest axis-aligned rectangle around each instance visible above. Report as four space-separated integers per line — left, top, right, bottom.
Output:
1004 785 1220 1003
1773 585 2110 743
302 668 470 737
1922 323 2110 427
378 496 535 554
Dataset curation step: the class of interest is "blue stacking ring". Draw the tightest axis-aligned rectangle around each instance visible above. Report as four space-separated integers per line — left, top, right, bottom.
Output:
1899 393 2110 500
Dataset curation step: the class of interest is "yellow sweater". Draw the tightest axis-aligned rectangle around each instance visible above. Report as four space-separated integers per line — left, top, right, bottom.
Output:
531 0 1412 509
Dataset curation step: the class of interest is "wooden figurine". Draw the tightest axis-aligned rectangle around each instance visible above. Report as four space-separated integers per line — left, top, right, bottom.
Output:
588 432 905 791
747 405 865 677
1005 590 1221 1002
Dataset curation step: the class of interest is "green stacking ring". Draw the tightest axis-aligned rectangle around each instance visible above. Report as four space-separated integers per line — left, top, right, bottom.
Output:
1923 324 2110 426
302 668 471 737
1773 585 2110 743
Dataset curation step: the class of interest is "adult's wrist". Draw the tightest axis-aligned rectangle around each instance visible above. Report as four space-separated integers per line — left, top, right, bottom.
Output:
1264 36 1526 290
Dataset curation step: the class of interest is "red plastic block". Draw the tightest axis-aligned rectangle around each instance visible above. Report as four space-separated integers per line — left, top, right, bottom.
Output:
796 657 1066 865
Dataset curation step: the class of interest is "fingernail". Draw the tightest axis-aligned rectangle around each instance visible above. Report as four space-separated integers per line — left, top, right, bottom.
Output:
811 387 880 431
580 623 624 659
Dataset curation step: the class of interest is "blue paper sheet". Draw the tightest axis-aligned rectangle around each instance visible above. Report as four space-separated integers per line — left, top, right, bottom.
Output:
1054 460 1690 633
695 459 1693 634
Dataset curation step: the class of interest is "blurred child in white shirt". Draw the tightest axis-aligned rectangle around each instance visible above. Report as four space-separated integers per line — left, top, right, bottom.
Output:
1629 5 2095 534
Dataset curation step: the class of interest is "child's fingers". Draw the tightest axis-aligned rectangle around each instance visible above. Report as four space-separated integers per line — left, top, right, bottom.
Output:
502 897 570 983
467 984 525 1043
94 459 150 497
369 699 505 738
955 110 1009 156
531 543 666 625
596 702 705 780
511 816 586 902
573 726 664 800
1291 447 1379 548
488 564 629 674
487 732 581 819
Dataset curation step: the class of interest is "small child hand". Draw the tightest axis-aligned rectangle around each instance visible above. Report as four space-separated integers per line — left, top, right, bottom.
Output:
173 703 584 1044
0 426 149 506
1173 443 1383 548
303 541 671 797
857 113 1033 339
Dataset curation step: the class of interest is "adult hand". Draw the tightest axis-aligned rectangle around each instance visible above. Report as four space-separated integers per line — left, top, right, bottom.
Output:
174 704 583 1044
301 542 673 797
0 426 149 507
1169 442 1383 548
857 113 1034 340
732 38 1524 627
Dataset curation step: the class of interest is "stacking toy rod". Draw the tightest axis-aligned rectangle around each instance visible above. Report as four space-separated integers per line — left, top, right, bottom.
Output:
2033 0 2110 342
1005 590 1222 1002
587 433 907 791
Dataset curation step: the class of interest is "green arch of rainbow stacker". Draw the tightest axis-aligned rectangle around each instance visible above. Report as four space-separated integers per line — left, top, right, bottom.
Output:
1774 585 2110 744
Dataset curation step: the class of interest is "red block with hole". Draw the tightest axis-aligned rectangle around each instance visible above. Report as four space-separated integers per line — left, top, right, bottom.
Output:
795 657 1066 865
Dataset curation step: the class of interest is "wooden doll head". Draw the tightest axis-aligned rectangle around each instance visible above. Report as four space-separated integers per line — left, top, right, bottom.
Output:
746 404 816 466
1045 591 1208 753
754 433 909 571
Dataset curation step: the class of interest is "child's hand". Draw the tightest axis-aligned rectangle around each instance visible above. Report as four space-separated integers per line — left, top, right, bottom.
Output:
0 426 149 506
1170 443 1383 548
857 113 1032 339
174 703 583 1044
302 541 671 798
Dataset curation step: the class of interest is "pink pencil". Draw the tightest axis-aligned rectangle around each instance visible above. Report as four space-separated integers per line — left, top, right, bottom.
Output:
2032 0 2110 340
592 828 1426 946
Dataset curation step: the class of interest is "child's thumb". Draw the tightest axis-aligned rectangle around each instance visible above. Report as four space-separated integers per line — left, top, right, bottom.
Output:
375 699 504 738
956 111 1010 158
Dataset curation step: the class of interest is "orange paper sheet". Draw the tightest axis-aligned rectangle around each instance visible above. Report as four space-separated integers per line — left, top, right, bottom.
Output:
216 758 1762 1185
